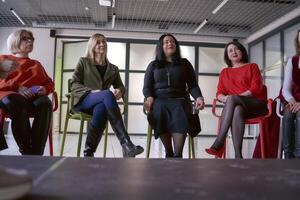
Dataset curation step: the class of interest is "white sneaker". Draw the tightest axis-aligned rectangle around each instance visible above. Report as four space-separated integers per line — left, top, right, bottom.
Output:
0 167 32 200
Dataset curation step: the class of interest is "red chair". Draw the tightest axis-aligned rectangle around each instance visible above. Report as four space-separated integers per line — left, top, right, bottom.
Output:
275 98 284 158
211 86 273 158
0 92 58 156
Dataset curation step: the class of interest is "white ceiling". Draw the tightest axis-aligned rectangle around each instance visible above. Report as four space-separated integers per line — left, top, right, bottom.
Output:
0 0 299 38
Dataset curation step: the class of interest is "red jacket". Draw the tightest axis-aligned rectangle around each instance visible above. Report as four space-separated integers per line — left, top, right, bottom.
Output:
0 55 54 100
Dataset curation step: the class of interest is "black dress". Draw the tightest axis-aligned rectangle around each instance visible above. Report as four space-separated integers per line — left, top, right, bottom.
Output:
143 58 203 139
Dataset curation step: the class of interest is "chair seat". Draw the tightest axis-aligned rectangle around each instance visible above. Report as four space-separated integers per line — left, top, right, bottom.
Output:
245 117 264 124
69 112 92 121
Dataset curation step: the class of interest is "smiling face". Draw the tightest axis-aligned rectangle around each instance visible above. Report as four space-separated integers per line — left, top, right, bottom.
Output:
93 35 107 55
227 44 243 64
163 35 176 59
18 32 34 54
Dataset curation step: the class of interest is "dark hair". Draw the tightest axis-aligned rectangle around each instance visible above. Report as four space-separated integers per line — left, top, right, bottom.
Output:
224 40 249 67
295 29 300 55
155 33 181 63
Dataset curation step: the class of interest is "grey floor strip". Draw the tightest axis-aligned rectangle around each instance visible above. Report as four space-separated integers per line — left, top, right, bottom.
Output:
33 157 67 186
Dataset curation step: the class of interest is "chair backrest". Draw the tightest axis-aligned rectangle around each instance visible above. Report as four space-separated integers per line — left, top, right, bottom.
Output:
68 79 72 93
65 83 74 115
261 85 268 101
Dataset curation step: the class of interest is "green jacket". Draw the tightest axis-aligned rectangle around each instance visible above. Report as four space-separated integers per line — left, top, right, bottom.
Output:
71 57 125 106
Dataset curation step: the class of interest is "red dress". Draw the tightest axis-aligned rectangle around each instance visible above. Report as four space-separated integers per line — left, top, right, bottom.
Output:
216 63 266 102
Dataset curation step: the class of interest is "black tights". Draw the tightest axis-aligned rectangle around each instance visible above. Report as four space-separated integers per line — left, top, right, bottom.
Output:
160 133 186 158
212 95 267 158
0 94 52 155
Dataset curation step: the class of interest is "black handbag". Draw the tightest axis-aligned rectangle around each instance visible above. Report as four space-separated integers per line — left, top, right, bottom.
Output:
188 102 201 137
188 113 201 137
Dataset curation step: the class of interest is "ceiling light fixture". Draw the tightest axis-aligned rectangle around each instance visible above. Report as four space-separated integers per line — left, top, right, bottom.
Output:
10 8 26 25
112 0 115 8
99 0 111 7
112 13 116 28
212 0 229 14
193 19 208 34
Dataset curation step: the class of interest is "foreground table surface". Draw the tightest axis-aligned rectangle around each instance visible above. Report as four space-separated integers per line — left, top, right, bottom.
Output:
1 156 300 200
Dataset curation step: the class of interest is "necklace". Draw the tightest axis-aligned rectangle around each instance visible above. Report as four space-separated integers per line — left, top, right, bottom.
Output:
165 65 171 86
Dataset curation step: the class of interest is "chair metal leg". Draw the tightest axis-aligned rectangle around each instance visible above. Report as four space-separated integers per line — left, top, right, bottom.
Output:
259 122 265 158
77 118 85 157
277 120 283 159
146 125 152 158
48 126 53 156
189 136 195 159
103 122 109 158
188 136 191 158
60 115 70 156
223 140 227 159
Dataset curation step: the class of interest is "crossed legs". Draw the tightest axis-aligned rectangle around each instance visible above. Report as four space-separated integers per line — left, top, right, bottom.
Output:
75 90 144 157
207 95 267 158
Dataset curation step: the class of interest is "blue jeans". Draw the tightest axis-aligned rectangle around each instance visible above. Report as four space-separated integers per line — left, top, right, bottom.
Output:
74 90 118 129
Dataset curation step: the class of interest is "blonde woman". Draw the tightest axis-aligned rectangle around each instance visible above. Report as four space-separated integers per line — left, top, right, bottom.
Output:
71 33 144 157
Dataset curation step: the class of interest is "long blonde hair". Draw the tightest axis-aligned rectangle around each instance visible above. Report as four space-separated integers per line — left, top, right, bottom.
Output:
85 33 107 60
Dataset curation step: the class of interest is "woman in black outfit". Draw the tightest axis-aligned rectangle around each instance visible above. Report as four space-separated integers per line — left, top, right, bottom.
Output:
143 34 205 158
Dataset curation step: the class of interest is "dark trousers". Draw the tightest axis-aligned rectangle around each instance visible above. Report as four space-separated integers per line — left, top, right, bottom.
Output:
0 94 52 155
282 106 300 158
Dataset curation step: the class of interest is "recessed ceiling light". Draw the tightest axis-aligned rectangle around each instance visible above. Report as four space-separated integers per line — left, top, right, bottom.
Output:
212 0 229 14
99 0 111 7
85 6 89 11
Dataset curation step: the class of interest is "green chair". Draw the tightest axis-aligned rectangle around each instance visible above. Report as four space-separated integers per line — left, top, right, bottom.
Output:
143 106 196 159
60 80 109 157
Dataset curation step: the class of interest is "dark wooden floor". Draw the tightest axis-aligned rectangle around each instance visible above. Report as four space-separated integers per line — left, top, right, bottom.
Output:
1 155 299 200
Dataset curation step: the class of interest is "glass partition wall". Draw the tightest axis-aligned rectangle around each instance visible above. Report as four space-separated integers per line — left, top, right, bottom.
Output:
53 37 227 137
248 21 300 139
249 22 300 100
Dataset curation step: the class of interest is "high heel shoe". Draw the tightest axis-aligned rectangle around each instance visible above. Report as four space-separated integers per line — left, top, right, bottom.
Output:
205 146 224 158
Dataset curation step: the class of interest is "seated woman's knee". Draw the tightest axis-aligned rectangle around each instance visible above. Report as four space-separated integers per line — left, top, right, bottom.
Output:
33 96 52 110
226 95 241 105
101 90 117 103
233 106 245 118
2 94 28 112
102 89 114 97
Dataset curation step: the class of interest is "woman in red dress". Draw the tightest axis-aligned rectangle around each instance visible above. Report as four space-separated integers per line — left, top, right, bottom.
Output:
206 40 268 159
